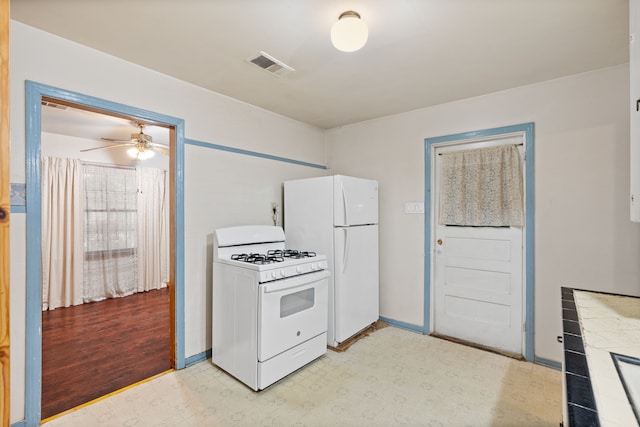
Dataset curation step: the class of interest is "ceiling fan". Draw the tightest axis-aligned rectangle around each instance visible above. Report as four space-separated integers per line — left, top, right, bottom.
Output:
80 122 169 160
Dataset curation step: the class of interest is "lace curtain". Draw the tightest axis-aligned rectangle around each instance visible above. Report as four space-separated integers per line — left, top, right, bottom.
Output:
439 144 524 227
83 164 168 302
82 164 139 302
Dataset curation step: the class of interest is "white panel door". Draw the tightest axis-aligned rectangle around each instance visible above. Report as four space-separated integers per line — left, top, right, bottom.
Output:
432 139 524 355
334 225 379 343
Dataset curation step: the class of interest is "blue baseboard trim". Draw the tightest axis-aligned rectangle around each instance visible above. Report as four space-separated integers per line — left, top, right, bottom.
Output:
185 349 212 367
535 356 562 371
379 316 424 334
11 205 27 213
11 421 27 427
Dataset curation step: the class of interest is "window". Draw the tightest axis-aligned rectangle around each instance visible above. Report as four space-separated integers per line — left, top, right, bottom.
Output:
83 164 139 301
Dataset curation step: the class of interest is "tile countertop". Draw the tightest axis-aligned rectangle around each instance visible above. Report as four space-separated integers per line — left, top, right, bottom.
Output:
572 289 640 426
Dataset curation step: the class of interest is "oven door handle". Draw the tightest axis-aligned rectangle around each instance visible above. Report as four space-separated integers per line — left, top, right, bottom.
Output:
261 270 330 294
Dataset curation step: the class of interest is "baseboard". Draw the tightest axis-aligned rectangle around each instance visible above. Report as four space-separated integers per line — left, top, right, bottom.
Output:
534 356 562 371
185 349 212 367
378 316 424 334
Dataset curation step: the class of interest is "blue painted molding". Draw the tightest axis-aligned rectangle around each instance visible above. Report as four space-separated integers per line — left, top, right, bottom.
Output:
535 356 562 371
186 139 327 170
11 421 27 427
424 122 535 362
11 205 27 214
24 80 186 426
185 349 212 367
379 316 424 334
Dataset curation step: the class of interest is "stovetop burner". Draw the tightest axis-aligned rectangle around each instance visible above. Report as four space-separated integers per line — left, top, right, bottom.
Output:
230 250 317 265
231 253 284 264
268 249 317 259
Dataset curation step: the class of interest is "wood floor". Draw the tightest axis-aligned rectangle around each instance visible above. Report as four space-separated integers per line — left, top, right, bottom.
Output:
41 287 171 420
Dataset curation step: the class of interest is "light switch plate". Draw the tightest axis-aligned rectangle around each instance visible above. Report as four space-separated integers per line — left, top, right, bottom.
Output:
404 202 424 214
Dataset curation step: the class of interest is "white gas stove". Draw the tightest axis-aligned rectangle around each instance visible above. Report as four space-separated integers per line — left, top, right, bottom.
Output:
212 225 329 390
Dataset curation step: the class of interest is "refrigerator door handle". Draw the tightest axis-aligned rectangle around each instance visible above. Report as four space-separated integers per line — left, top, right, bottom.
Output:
342 228 349 274
341 182 349 226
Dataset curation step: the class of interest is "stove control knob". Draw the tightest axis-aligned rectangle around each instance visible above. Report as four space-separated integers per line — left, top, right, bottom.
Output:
296 266 303 273
311 263 317 270
271 271 277 279
280 269 286 277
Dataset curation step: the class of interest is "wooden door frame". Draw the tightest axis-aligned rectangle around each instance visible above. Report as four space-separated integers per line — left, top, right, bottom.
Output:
424 123 535 361
1 0 10 425
24 81 185 426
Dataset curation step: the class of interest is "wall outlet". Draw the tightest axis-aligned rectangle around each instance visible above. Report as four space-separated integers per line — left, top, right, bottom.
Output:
271 202 280 225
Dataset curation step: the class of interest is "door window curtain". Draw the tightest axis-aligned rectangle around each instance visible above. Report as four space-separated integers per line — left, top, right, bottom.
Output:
439 144 524 227
41 157 84 310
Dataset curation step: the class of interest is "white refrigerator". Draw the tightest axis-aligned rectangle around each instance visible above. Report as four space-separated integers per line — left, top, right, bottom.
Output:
284 175 379 347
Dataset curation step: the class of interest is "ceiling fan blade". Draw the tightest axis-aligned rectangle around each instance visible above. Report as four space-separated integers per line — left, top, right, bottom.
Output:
151 146 170 156
100 137 132 143
149 141 169 149
80 142 133 152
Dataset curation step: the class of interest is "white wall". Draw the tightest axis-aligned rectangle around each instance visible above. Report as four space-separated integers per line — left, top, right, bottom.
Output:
9 21 326 423
326 63 640 363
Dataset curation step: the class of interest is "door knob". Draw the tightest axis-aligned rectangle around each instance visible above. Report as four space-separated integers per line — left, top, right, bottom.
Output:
437 239 443 245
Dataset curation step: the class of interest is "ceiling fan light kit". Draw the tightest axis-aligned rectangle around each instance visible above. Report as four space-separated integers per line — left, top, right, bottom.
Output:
331 10 368 52
127 146 155 160
80 121 169 159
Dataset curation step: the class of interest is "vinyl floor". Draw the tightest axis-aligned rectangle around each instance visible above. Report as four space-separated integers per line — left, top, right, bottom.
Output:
42 326 561 426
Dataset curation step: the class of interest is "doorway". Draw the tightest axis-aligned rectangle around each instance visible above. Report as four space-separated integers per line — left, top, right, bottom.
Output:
424 123 535 361
39 102 172 419
24 81 186 426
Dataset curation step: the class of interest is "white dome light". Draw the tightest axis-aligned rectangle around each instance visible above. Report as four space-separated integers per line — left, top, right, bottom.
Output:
331 11 368 52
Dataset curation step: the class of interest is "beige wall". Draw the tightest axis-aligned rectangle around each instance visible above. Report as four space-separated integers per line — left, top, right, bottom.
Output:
326 63 640 363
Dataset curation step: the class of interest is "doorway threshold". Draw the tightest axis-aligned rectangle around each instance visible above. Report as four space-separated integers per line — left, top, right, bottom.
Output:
430 332 524 361
41 369 174 424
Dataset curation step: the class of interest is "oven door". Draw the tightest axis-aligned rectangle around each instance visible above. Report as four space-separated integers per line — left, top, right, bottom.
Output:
258 270 329 362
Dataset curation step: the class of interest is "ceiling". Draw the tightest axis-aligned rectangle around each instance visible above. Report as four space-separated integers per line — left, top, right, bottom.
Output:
12 0 630 131
40 101 170 147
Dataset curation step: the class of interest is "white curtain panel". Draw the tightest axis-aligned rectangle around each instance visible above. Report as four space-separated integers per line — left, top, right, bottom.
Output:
41 157 84 310
82 164 139 302
439 144 524 227
136 167 169 292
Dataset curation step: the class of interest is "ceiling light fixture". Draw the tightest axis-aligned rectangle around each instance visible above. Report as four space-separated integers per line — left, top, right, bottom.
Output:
127 146 155 160
331 10 368 52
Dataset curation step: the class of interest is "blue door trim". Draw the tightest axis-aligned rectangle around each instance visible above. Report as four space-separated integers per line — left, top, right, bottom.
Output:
24 81 186 426
424 122 535 361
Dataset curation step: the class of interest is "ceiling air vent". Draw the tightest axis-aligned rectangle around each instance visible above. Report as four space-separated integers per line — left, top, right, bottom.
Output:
249 51 294 77
41 100 68 110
